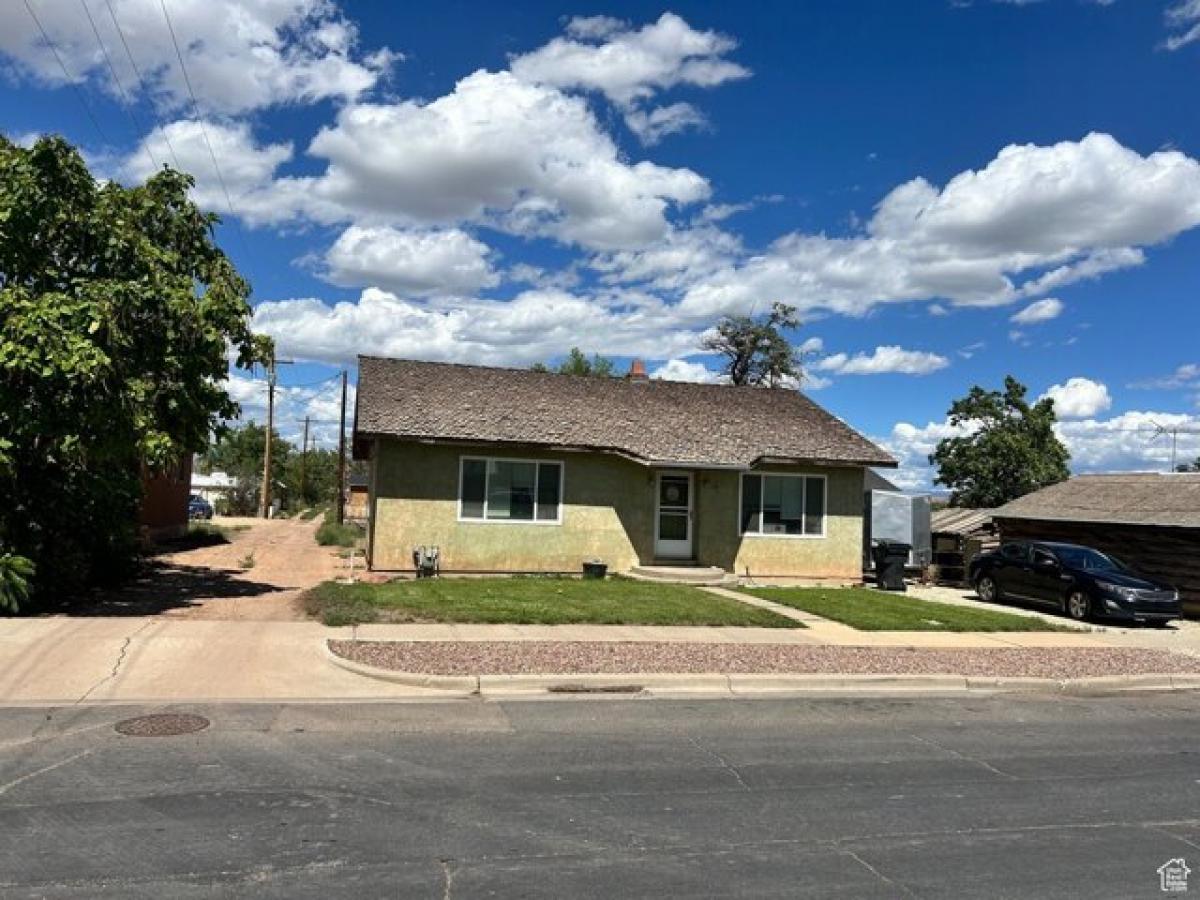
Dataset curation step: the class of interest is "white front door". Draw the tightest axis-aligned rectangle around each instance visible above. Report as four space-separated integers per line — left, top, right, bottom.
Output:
655 472 693 559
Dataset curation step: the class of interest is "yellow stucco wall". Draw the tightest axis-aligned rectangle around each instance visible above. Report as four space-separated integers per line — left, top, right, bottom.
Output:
368 440 865 577
692 465 865 579
370 441 655 572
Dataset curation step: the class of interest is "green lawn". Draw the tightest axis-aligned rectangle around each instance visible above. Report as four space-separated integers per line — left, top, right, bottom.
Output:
304 576 800 628
741 587 1073 632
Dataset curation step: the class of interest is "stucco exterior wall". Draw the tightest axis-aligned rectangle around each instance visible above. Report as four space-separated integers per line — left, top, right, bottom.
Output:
692 465 865 579
370 441 655 572
368 439 865 578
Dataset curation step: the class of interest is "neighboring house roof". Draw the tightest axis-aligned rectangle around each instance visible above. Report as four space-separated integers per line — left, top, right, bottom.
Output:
931 507 995 536
354 356 895 469
993 473 1200 529
348 474 369 489
191 471 236 490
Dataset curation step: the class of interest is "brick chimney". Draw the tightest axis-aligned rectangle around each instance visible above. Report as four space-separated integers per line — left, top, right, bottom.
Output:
627 359 648 382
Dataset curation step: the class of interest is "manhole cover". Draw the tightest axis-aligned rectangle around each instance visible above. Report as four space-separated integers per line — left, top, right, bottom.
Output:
114 713 210 737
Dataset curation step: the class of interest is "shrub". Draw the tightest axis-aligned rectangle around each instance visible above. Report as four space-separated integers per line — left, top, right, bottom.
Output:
314 506 363 547
316 520 364 547
0 552 35 613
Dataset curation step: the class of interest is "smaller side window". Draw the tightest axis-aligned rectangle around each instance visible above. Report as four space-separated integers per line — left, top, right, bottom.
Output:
1001 543 1027 562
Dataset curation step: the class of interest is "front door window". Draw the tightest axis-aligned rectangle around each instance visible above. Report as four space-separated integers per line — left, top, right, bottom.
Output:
655 473 692 559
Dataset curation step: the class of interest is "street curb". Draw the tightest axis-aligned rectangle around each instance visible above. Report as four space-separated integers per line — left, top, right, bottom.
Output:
324 642 1200 698
323 642 480 694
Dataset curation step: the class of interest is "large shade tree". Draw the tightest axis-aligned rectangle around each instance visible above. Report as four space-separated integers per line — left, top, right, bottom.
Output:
930 376 1071 508
0 136 269 604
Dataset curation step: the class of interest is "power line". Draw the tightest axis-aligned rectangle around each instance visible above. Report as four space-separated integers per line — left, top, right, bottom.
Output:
104 0 181 169
21 0 111 145
281 373 346 390
79 0 156 172
240 372 344 390
158 0 247 254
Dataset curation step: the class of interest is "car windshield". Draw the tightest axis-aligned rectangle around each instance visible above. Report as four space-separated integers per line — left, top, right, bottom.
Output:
1052 546 1124 572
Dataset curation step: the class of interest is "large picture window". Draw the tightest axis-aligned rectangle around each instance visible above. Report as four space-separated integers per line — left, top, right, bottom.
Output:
740 473 826 537
459 457 563 523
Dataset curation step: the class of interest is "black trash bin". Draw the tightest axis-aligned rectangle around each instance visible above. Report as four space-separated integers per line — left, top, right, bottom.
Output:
871 540 911 592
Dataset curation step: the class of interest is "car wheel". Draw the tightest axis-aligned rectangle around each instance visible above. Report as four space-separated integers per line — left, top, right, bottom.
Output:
977 576 1000 604
1065 589 1091 622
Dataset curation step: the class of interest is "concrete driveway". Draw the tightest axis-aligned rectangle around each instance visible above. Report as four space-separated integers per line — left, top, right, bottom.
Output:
0 617 448 704
908 583 1200 658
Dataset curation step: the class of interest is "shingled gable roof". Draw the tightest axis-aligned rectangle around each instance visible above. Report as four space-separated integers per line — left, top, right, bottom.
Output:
993 472 1200 529
354 356 896 469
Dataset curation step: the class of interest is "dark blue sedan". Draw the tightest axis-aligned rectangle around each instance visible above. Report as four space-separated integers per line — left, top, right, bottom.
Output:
969 541 1181 625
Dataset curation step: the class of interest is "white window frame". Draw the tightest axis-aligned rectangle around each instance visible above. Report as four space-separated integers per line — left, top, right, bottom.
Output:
457 455 564 525
737 472 827 539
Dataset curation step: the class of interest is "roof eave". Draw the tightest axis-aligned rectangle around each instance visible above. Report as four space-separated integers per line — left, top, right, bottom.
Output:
994 512 1200 529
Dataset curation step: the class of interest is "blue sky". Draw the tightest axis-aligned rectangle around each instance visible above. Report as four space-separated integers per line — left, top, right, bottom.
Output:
4 0 1200 486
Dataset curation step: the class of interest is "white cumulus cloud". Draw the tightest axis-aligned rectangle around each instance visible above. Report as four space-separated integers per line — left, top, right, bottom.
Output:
816 346 950 376
207 70 710 249
680 134 1200 319
1041 377 1113 418
251 287 706 368
119 119 294 219
651 359 723 383
0 0 393 115
323 226 498 295
509 12 749 143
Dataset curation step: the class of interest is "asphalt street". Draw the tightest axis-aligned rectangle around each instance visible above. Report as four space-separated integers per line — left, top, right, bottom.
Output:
0 693 1198 898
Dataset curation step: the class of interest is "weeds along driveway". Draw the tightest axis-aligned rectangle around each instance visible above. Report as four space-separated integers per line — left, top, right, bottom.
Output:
70 517 340 621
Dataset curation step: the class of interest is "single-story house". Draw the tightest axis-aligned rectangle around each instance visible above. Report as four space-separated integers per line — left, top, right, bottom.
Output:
352 356 896 580
993 472 1200 617
190 470 237 505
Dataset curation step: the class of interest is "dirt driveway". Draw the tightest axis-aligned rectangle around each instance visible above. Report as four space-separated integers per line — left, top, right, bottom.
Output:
75 516 346 620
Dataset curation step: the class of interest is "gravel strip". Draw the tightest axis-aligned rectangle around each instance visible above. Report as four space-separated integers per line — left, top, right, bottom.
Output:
329 640 1200 679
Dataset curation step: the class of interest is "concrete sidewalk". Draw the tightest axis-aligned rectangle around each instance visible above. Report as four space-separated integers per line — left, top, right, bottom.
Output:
0 612 1128 706
0 618 447 705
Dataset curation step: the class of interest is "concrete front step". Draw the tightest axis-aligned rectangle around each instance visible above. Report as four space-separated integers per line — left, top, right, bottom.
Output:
627 565 738 586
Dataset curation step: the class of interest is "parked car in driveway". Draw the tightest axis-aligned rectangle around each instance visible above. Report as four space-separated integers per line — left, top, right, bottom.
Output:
187 494 213 521
969 540 1181 625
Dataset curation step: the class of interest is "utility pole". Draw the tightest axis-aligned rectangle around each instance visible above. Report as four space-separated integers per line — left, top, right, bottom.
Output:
258 357 293 518
300 415 310 505
337 369 348 525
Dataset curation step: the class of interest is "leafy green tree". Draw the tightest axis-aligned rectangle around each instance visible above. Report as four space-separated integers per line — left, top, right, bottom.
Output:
533 347 616 377
283 445 341 509
0 135 268 604
930 376 1071 508
702 302 802 386
199 423 293 515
